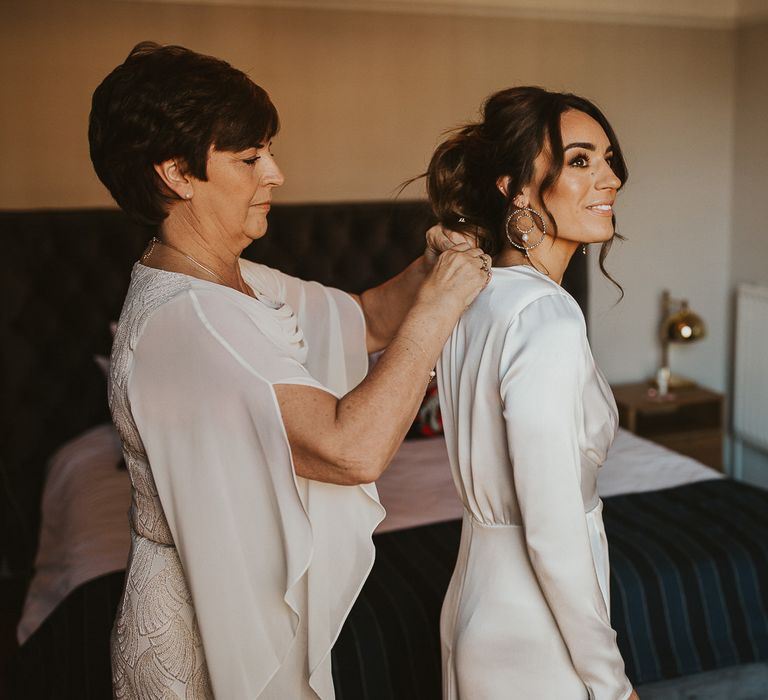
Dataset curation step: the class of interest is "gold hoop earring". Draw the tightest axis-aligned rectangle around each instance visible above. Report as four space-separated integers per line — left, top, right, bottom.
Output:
505 207 547 254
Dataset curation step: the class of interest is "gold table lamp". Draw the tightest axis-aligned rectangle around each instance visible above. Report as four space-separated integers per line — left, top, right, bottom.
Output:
655 289 706 395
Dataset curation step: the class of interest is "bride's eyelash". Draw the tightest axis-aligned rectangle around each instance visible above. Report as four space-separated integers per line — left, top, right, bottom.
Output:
568 152 590 168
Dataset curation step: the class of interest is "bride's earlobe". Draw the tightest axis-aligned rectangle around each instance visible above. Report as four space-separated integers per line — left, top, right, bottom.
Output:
512 194 528 209
496 177 530 210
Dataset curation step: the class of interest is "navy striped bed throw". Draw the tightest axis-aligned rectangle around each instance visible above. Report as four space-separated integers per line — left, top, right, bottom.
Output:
336 479 768 695
604 479 768 685
12 479 768 698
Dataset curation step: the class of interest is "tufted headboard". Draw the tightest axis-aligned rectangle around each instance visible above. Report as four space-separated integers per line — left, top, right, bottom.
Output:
0 202 587 575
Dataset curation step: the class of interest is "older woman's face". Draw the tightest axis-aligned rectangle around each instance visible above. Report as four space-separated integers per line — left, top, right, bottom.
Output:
530 109 621 244
191 142 284 243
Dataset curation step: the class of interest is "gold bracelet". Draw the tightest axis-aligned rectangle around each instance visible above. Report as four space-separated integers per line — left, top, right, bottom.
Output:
399 336 437 382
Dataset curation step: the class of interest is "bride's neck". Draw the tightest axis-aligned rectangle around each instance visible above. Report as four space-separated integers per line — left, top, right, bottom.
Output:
493 235 578 285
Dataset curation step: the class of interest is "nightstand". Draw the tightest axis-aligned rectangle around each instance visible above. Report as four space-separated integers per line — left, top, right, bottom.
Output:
611 381 725 471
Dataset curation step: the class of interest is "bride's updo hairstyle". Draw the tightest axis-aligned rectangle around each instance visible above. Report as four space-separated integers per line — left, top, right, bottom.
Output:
425 86 627 279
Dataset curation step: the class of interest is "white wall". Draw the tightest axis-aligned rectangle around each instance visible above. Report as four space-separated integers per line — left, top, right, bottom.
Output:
0 0 737 392
730 21 768 484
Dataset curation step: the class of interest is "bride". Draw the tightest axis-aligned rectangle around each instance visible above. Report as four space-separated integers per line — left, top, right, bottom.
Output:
428 86 639 700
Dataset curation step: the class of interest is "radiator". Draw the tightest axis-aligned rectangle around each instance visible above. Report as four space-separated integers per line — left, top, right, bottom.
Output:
733 284 768 477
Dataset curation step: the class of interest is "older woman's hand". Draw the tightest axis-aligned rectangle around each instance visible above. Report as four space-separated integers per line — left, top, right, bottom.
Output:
278 239 490 486
424 224 480 267
358 227 488 353
419 241 491 312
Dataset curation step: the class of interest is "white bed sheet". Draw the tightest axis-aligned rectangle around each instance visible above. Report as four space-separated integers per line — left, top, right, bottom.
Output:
17 424 131 644
18 425 721 644
375 428 721 533
598 428 722 497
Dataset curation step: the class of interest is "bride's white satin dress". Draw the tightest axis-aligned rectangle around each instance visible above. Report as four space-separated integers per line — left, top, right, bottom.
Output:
437 266 632 700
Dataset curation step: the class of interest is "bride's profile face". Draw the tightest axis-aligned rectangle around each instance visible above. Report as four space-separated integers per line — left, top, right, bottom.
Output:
529 109 621 244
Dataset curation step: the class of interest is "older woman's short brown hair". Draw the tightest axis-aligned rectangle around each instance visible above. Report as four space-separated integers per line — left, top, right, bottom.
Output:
89 42 279 226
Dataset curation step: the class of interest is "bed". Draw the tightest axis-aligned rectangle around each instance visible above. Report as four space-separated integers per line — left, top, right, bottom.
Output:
3 204 768 699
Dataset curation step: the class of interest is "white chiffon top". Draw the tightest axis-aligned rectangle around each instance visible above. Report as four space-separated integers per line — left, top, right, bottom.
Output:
109 259 384 699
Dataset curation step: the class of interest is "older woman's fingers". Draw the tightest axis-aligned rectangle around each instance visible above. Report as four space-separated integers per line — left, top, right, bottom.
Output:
425 224 479 253
442 227 479 248
449 240 474 253
426 244 492 309
479 253 491 271
454 248 493 284
449 247 490 271
462 249 491 270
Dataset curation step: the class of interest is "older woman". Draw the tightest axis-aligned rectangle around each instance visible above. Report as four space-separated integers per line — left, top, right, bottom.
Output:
89 42 488 699
427 87 639 699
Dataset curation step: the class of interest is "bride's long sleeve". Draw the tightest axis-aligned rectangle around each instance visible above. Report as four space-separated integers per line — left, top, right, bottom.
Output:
499 294 632 700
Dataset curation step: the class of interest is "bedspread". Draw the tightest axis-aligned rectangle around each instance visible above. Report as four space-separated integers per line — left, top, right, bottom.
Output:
604 479 768 685
16 479 768 698
18 424 720 644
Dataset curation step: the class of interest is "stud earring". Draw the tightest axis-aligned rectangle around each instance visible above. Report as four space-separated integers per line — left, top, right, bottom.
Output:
582 244 588 255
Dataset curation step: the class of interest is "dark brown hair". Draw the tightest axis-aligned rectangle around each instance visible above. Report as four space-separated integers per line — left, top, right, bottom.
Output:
89 42 279 226
425 86 627 290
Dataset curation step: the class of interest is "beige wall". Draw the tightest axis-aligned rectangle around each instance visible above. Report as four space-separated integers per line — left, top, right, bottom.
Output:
0 0 735 390
732 22 768 289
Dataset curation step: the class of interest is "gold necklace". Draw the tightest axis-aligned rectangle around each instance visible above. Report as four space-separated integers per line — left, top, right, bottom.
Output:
144 237 253 296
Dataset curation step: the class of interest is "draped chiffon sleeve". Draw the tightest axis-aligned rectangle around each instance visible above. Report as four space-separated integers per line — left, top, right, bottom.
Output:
126 277 384 699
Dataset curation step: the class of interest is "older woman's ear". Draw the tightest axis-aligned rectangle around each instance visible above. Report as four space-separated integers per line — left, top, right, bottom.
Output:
153 159 193 200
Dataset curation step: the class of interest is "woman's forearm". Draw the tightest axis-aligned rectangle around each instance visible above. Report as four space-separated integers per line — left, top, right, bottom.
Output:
359 226 483 352
278 244 487 486
276 298 456 485
334 302 454 475
358 254 431 352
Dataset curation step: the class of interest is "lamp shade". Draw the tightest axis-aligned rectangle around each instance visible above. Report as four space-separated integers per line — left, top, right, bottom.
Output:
662 301 706 344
